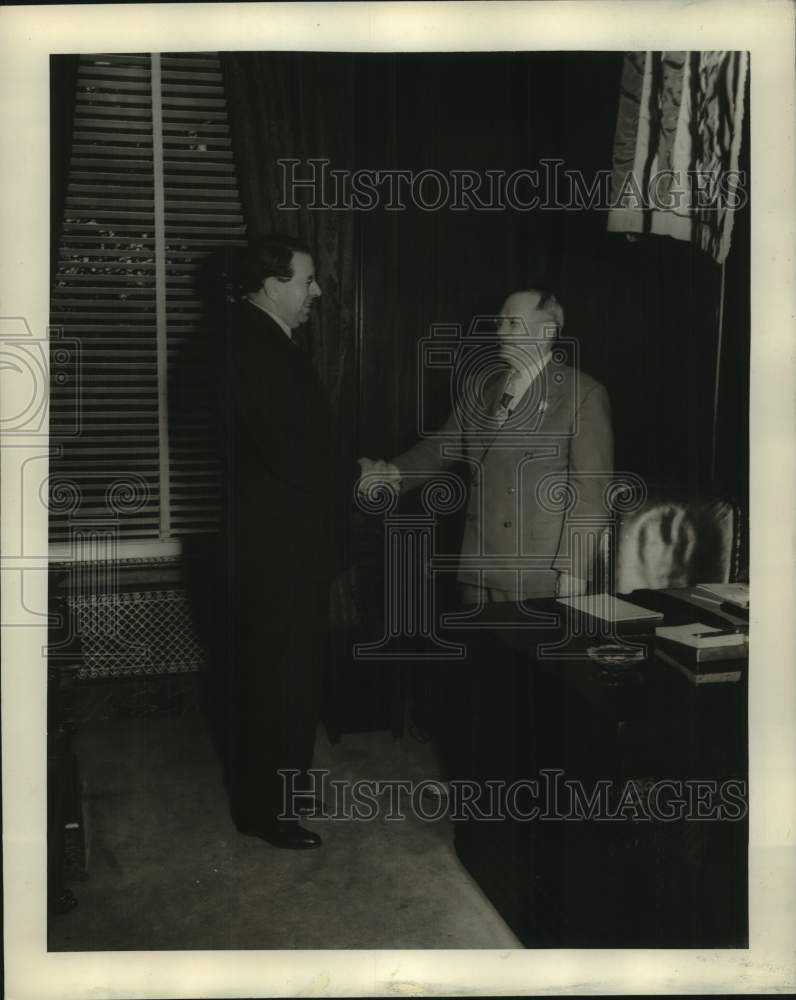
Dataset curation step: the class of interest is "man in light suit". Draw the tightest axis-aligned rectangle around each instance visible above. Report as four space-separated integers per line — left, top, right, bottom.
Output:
365 289 614 603
359 289 614 801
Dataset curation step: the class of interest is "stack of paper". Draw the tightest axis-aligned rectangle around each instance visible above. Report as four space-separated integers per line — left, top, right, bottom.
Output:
655 622 748 662
655 646 744 685
557 593 664 624
693 582 750 611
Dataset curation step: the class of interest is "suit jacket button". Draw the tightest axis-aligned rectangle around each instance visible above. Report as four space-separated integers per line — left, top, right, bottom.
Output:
503 520 512 528
507 487 516 494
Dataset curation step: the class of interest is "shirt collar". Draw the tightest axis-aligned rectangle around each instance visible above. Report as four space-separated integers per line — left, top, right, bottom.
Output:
504 350 552 406
246 297 293 340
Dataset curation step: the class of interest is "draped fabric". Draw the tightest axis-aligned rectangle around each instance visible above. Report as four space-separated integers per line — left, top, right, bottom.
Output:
220 53 358 421
607 51 748 264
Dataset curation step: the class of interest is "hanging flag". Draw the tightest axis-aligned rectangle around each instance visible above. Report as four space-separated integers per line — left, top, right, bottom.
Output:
607 51 749 264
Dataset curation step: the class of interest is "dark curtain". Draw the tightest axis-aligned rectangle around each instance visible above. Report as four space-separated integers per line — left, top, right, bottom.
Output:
50 55 80 286
353 51 746 501
218 50 748 523
220 52 358 441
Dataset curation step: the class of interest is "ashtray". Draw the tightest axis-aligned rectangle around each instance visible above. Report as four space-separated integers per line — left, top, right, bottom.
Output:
586 644 647 666
588 644 647 686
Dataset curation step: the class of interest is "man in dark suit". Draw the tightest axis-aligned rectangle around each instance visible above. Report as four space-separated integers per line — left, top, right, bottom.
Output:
222 234 360 849
369 288 614 600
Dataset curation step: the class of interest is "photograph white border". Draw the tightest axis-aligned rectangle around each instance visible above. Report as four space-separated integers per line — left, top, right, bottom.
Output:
2 2 794 996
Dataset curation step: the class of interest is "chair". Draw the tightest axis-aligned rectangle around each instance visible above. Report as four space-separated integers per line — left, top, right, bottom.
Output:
612 496 743 594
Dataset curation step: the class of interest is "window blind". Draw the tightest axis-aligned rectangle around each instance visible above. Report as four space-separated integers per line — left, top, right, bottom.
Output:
49 52 246 545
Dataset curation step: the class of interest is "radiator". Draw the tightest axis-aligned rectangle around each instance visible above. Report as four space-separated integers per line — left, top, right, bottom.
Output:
66 589 207 679
53 556 211 679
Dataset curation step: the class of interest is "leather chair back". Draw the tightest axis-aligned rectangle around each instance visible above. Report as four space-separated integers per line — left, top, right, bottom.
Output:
613 497 741 594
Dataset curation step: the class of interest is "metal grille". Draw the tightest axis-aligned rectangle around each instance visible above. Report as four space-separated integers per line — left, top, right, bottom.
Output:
67 588 207 678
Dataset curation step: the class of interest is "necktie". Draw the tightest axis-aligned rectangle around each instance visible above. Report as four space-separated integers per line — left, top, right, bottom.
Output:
495 368 521 423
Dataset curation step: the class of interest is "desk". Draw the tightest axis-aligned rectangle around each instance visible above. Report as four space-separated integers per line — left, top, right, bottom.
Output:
443 589 747 947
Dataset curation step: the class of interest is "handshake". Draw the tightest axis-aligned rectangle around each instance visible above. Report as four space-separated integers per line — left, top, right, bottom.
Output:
356 457 402 497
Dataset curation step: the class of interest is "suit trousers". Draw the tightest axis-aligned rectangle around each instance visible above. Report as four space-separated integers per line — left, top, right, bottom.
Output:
226 570 329 831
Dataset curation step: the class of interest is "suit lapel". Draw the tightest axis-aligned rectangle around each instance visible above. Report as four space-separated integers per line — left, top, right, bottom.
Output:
499 370 567 431
462 364 573 464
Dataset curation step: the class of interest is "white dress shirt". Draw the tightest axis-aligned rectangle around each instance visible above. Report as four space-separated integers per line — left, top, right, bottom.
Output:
498 349 552 416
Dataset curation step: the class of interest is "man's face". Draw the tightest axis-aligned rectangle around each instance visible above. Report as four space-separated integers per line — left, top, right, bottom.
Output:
495 291 558 364
267 251 322 328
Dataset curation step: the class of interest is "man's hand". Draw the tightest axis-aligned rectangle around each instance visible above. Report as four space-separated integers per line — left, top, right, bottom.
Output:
555 572 587 598
356 457 402 496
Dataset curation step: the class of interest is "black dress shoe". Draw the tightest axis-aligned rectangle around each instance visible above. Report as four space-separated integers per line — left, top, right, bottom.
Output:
239 821 322 850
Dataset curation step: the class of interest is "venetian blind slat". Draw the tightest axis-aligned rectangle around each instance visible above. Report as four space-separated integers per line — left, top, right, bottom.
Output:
50 51 247 543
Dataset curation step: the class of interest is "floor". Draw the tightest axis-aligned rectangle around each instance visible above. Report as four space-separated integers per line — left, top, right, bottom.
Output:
48 703 522 950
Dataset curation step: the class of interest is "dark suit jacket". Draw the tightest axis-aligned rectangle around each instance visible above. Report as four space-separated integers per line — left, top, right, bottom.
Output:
393 359 614 596
223 301 357 588
219 302 361 823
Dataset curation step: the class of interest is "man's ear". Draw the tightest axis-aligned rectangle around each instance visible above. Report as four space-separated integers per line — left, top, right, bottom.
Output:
263 275 283 303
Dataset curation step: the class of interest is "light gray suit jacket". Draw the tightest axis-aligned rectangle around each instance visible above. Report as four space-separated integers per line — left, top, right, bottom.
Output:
393 360 614 598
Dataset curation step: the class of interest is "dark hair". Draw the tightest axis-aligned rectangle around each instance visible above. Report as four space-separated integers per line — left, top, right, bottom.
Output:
535 289 564 331
238 233 313 293
537 289 559 311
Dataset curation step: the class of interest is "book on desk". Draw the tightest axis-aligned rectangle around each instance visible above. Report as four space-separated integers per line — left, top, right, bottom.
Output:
654 620 747 685
655 621 749 662
655 645 745 685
